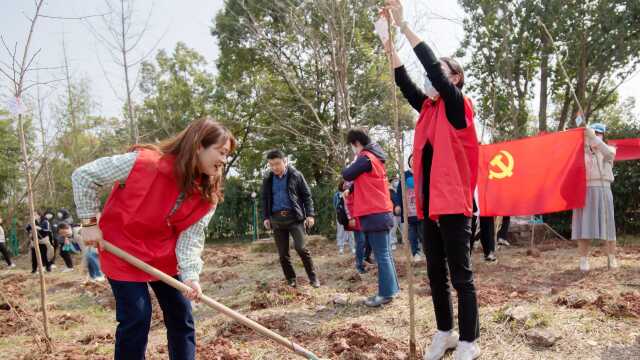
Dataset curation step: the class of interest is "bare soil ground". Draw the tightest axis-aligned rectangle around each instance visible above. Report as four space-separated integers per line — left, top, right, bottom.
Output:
1 236 639 359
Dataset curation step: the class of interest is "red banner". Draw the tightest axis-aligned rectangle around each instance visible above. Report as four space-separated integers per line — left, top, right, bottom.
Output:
478 129 586 216
609 138 640 161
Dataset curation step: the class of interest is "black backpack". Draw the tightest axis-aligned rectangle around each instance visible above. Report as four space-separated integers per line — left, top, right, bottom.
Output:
335 196 350 227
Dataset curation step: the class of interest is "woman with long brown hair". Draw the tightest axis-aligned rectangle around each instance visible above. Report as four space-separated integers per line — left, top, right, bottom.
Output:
72 117 235 360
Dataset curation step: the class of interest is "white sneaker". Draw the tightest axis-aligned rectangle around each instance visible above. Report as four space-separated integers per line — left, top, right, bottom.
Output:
338 248 344 255
50 264 57 269
608 255 618 269
579 257 590 272
413 254 423 262
9 263 16 268
497 238 510 246
93 276 106 282
453 341 481 360
424 330 459 360
391 244 397 250
61 268 74 273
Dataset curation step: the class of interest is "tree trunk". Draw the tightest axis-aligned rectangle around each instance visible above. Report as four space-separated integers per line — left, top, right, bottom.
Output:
63 37 79 166
36 76 55 204
575 31 588 116
538 34 549 132
121 0 138 143
557 85 571 131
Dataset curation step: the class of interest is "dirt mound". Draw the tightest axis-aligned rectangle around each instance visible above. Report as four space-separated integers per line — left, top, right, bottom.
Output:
78 332 114 345
556 291 640 318
328 323 408 359
201 270 239 284
78 280 116 309
20 341 110 360
48 280 77 293
0 272 29 281
0 300 34 337
0 273 27 308
593 292 640 318
197 337 251 359
345 283 377 296
54 312 85 330
250 281 311 310
218 314 289 341
202 247 246 267
219 255 244 267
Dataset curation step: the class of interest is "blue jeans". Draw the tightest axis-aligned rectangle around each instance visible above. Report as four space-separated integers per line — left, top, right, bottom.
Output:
354 231 367 272
108 277 195 360
336 221 355 252
408 221 423 256
85 247 103 279
367 230 399 298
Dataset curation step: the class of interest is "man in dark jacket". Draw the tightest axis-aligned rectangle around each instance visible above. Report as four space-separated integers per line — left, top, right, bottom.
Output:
262 149 319 288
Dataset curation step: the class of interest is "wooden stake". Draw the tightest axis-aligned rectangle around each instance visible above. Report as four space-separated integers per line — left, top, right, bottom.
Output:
17 113 52 350
386 16 417 359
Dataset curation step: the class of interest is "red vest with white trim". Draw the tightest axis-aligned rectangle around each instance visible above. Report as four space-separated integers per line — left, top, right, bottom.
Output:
98 149 213 282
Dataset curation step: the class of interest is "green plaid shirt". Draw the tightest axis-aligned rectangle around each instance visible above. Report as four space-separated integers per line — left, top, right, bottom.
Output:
71 151 214 282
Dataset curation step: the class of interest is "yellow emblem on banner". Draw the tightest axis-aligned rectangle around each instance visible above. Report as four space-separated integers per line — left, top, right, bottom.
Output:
488 150 514 179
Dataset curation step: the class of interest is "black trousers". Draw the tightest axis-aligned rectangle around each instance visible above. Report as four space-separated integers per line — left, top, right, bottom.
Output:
470 216 495 257
497 216 510 240
0 243 12 265
31 244 51 272
49 239 59 265
423 215 480 342
364 238 372 262
60 249 74 268
271 214 316 282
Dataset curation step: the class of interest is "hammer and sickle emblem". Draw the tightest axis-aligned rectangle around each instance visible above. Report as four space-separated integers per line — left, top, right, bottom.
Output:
488 150 515 180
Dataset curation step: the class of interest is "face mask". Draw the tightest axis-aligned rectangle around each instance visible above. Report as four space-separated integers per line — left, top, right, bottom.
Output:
45 214 53 220
424 77 440 98
57 213 63 218
351 145 358 154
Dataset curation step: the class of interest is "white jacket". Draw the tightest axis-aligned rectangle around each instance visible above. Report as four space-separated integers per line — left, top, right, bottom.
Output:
585 130 616 187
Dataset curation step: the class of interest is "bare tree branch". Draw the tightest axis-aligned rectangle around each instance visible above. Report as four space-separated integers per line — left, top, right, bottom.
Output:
22 48 42 73
39 12 112 20
22 77 65 93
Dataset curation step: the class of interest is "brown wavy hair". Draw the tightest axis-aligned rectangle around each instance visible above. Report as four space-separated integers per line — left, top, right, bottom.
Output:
132 117 236 205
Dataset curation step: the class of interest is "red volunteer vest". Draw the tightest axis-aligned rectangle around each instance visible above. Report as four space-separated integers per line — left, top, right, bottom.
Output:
99 149 213 282
412 96 479 220
352 150 394 218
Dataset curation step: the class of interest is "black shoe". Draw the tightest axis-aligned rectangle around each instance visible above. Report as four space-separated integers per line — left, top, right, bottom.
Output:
310 279 321 288
287 279 297 288
364 257 374 265
356 267 367 274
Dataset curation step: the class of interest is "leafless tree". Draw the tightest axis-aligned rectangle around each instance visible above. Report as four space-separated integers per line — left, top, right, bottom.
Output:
0 0 53 348
85 0 166 144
